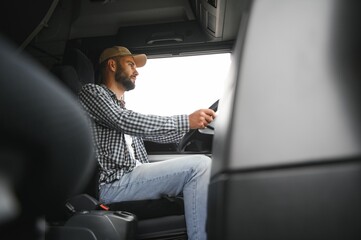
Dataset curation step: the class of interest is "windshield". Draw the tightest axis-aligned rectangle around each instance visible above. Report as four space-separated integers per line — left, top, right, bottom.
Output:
125 53 231 116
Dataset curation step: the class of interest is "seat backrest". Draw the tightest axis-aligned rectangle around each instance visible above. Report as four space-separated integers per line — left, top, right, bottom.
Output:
52 48 100 198
208 1 361 240
0 36 95 239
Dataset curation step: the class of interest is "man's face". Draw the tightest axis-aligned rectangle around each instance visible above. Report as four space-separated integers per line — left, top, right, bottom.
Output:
114 56 139 91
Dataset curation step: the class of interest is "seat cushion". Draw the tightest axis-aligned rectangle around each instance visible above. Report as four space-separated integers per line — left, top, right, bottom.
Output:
107 196 184 220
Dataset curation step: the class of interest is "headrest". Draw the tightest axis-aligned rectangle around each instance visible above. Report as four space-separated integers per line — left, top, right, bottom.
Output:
62 48 95 85
51 65 82 95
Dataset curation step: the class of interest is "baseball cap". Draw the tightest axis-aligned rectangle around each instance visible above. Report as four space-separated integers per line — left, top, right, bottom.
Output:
99 46 147 67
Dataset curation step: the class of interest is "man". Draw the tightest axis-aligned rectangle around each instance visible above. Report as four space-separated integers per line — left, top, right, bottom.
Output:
78 46 216 240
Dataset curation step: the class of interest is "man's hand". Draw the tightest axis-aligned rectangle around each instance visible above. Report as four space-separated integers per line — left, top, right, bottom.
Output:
189 109 216 129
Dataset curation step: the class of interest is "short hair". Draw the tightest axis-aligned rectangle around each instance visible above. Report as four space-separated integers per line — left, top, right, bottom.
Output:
98 56 122 84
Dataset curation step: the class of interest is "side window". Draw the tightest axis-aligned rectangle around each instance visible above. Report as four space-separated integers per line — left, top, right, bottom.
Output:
125 53 231 116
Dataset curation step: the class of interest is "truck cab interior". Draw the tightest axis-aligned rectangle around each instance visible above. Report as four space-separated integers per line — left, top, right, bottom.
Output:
1 0 361 240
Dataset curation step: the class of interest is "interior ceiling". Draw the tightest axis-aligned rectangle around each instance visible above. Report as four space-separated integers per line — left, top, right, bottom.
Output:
2 0 197 48
70 0 196 39
0 0 55 46
1 0 201 67
1 0 243 69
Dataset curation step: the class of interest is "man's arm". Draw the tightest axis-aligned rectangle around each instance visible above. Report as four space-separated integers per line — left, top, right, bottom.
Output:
143 108 216 143
79 84 189 138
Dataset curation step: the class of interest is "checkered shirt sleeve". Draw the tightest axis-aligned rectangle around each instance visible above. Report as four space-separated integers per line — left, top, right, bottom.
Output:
79 84 189 139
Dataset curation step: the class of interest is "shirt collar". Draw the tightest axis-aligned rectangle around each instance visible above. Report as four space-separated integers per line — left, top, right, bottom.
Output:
100 84 126 108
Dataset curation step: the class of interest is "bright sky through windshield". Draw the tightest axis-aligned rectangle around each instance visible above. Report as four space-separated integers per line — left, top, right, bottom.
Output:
125 53 231 116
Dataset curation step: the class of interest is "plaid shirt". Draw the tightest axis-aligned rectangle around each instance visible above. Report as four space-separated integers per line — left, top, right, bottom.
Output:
79 84 189 184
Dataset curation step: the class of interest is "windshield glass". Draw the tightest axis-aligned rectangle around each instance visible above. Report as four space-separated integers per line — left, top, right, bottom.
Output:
125 53 231 116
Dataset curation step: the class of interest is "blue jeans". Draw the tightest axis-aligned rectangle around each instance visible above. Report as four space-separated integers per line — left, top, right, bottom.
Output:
99 155 212 240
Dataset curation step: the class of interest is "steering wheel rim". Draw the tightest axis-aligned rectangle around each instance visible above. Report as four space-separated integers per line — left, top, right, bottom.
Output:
177 100 219 152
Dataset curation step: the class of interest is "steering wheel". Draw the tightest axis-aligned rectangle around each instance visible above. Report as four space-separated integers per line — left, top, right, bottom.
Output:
177 100 219 152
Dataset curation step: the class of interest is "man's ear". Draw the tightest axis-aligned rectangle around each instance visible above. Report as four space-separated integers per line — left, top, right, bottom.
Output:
108 59 116 72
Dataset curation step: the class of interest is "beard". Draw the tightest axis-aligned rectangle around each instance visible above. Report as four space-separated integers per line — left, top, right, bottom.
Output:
114 62 135 91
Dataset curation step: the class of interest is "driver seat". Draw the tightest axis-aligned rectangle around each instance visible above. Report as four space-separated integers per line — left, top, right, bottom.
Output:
51 47 187 239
